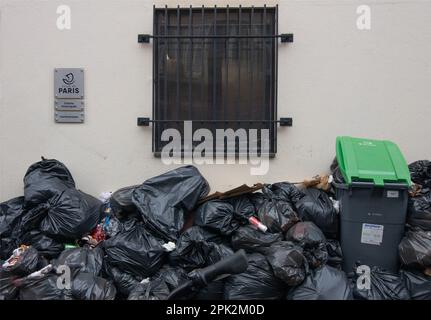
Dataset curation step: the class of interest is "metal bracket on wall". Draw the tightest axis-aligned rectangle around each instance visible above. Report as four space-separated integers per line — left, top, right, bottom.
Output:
137 118 293 127
138 33 294 43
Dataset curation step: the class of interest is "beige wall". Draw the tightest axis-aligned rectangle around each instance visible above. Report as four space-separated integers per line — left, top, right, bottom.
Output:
1 0 431 201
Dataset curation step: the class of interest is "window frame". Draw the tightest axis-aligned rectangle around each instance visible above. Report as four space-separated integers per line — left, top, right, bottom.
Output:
152 5 279 157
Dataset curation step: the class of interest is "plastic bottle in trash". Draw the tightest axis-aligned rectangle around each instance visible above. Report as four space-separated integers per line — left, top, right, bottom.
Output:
249 216 268 232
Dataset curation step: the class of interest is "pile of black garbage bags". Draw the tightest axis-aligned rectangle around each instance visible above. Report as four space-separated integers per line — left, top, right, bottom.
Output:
1 157 430 300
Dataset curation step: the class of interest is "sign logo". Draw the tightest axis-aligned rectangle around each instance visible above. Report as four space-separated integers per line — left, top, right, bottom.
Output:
62 73 75 85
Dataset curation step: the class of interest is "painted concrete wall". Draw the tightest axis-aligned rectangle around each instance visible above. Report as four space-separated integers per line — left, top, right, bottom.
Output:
1 0 431 201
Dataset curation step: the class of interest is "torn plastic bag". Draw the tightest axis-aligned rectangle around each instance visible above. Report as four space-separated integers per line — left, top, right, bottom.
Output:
227 195 256 222
18 265 71 300
169 226 233 271
104 220 166 278
103 264 141 296
401 269 431 300
2 246 44 277
23 158 75 208
224 253 286 300
264 182 304 204
103 215 124 239
128 266 188 300
0 197 25 238
399 229 431 269
110 185 140 220
39 188 102 240
295 188 339 238
0 268 19 300
285 222 328 268
258 199 299 233
263 241 307 286
353 267 410 300
326 239 343 270
231 225 283 253
71 272 116 300
53 246 104 277
408 193 431 231
132 166 210 242
287 265 352 300
409 160 431 188
19 230 64 259
194 200 239 236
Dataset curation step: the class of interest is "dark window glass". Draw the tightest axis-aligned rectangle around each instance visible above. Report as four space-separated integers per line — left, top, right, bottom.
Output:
153 6 278 155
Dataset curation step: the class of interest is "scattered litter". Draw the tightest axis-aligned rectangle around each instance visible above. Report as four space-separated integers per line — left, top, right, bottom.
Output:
0 157 430 300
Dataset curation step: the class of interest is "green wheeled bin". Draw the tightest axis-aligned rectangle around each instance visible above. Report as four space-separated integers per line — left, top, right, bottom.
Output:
335 136 412 273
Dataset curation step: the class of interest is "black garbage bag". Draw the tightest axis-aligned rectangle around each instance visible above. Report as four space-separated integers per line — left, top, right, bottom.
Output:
227 195 256 222
0 238 18 261
265 182 304 204
194 278 226 300
326 239 343 270
103 264 141 297
295 188 339 238
53 246 104 277
169 226 233 271
285 222 328 268
263 241 307 286
287 265 352 300
409 160 431 188
23 158 75 208
194 201 239 236
0 268 19 300
224 253 286 300
231 225 283 253
128 277 169 300
353 267 410 300
104 220 166 278
408 193 431 231
258 199 299 234
2 246 44 277
128 266 188 300
401 269 431 300
110 185 140 220
39 188 102 241
0 197 25 238
0 197 26 260
399 229 431 269
19 230 64 259
132 166 210 242
71 272 116 300
15 203 49 236
18 270 71 300
249 192 267 212
330 158 345 184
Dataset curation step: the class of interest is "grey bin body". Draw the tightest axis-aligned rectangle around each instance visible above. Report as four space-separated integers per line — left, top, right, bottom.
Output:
335 181 408 273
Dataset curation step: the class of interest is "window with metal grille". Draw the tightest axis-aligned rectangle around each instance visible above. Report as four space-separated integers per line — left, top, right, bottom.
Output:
151 5 279 156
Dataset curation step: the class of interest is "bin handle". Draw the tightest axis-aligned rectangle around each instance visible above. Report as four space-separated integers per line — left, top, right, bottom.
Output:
350 181 408 190
350 181 375 189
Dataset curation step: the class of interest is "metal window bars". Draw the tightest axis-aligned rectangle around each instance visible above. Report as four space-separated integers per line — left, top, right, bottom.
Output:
138 5 293 155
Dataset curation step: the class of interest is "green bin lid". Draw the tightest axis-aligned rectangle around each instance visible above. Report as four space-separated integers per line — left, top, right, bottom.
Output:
336 136 412 187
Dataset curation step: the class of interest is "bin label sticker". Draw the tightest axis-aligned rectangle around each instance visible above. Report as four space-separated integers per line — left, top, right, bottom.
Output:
387 190 399 198
361 223 384 245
